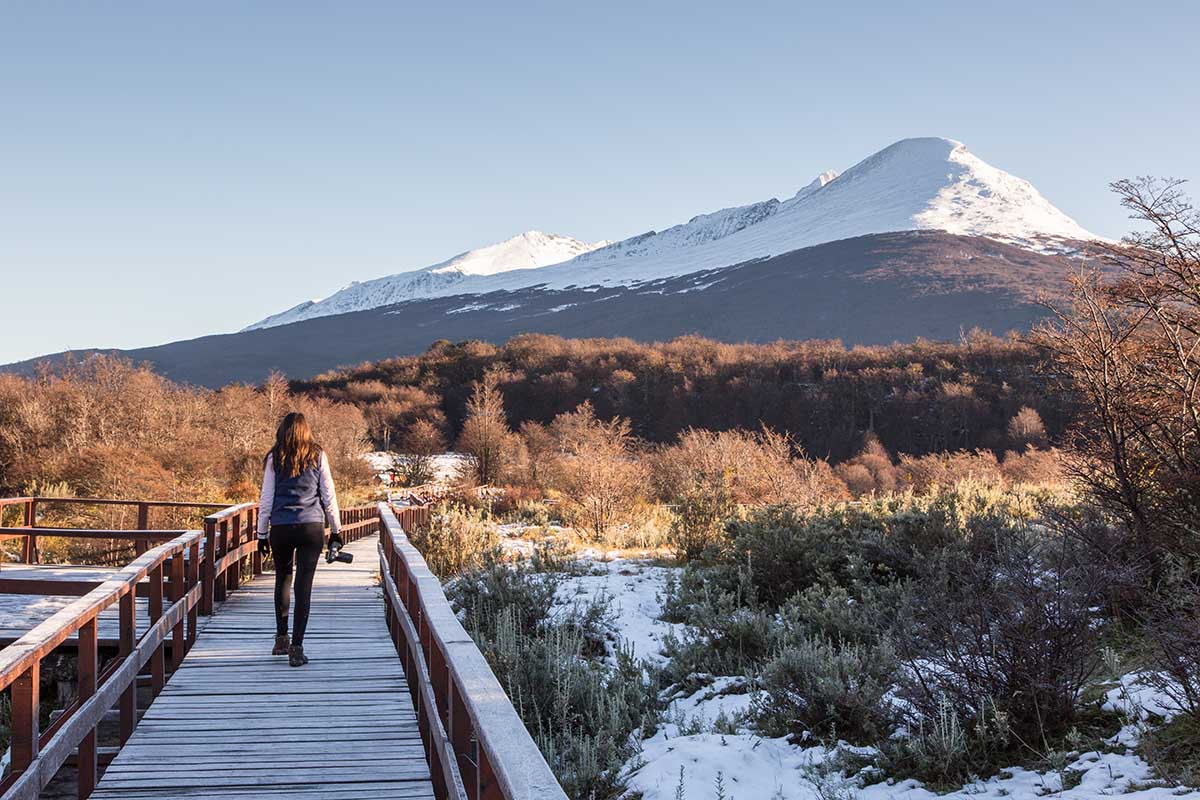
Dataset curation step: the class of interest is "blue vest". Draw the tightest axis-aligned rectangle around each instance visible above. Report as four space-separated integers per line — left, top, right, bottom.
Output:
271 457 326 526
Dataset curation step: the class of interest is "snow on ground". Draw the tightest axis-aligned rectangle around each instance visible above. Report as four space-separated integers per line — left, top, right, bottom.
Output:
547 558 1199 800
663 677 755 731
630 736 1200 800
1103 671 1189 748
554 558 683 665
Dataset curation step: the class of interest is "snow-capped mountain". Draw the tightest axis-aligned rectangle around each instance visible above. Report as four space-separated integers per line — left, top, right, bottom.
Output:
247 231 604 330
247 137 1096 330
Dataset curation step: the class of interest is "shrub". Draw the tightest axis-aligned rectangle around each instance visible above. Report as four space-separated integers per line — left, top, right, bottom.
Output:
651 426 847 507
660 568 777 687
407 504 499 579
1141 571 1200 719
722 506 872 607
668 476 736 561
999 447 1064 486
880 696 1014 790
894 528 1108 750
751 632 900 745
894 450 1002 492
448 552 660 799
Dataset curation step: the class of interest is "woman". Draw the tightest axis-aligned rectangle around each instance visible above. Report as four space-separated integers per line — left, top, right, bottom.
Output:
256 412 342 667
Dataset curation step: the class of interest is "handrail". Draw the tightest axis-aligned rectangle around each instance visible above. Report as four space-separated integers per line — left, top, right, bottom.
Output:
376 503 568 800
0 530 205 800
0 496 236 564
25 497 229 509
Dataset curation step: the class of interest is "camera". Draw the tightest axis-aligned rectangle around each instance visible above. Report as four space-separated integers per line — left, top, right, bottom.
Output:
326 540 354 564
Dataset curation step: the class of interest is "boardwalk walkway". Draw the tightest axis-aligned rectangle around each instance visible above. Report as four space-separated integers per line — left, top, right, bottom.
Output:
90 533 434 799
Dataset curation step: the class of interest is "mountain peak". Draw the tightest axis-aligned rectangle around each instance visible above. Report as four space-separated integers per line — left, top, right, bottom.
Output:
243 230 604 330
246 136 1098 331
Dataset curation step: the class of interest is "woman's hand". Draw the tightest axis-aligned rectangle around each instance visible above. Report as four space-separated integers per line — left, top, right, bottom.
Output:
258 536 271 556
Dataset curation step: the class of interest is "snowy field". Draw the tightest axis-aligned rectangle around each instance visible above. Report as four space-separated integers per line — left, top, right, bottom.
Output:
544 554 1200 800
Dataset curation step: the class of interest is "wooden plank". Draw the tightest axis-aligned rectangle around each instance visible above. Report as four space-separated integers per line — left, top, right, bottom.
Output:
93 533 435 799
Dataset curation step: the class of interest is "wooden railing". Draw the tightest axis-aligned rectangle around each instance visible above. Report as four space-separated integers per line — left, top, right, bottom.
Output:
0 530 208 799
377 503 567 800
0 497 229 563
392 503 433 532
0 496 261 799
0 497 532 798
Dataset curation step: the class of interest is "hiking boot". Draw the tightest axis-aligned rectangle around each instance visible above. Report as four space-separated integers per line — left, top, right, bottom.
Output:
288 644 309 667
272 634 290 656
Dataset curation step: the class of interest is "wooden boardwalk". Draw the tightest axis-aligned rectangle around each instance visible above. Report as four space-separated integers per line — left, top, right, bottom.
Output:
90 533 434 799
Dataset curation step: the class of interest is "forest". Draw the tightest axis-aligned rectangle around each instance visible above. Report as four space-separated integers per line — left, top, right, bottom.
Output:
295 330 1072 463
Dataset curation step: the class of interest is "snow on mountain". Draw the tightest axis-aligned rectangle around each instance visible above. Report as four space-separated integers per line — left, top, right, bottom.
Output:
245 231 603 330
249 138 1097 329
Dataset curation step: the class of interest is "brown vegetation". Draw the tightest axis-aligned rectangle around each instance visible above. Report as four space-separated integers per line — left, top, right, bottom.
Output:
294 331 1068 463
0 355 373 511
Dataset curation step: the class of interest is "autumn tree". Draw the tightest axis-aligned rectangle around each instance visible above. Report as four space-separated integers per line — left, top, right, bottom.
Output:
517 420 557 489
1007 406 1048 450
455 371 516 485
549 402 647 542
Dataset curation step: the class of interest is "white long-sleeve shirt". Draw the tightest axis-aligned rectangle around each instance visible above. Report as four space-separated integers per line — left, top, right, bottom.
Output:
256 451 342 538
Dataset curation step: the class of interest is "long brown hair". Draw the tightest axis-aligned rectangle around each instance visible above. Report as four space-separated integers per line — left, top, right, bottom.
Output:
269 412 322 477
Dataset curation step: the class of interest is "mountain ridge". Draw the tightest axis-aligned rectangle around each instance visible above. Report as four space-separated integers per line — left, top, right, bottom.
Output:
246 137 1095 330
8 231 1098 387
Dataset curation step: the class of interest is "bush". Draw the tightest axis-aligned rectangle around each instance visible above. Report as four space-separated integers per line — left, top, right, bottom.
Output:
660 568 777 687
448 552 660 799
722 506 871 607
1141 571 1200 719
667 476 736 561
407 504 499 579
894 528 1108 750
880 697 1014 790
751 632 900 745
1140 713 1200 788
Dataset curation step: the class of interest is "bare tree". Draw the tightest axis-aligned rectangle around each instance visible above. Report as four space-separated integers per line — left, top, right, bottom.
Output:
1033 178 1200 554
398 419 447 486
1006 407 1048 450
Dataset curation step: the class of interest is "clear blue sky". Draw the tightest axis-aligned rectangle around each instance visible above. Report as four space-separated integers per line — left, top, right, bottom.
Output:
2 1 1197 365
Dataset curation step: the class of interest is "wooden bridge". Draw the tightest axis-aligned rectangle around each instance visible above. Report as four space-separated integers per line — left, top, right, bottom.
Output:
0 497 567 800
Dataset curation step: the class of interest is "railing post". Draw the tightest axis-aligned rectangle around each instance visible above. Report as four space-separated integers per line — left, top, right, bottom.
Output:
170 549 186 670
10 660 40 776
119 589 137 744
202 519 216 615
251 507 263 576
187 537 200 648
22 498 38 564
77 617 98 799
149 563 165 697
479 748 502 800
216 520 229 603
450 680 477 795
135 502 150 555
230 514 242 592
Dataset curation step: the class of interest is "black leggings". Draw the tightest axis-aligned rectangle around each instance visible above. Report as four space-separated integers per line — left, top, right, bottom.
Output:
270 522 324 645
